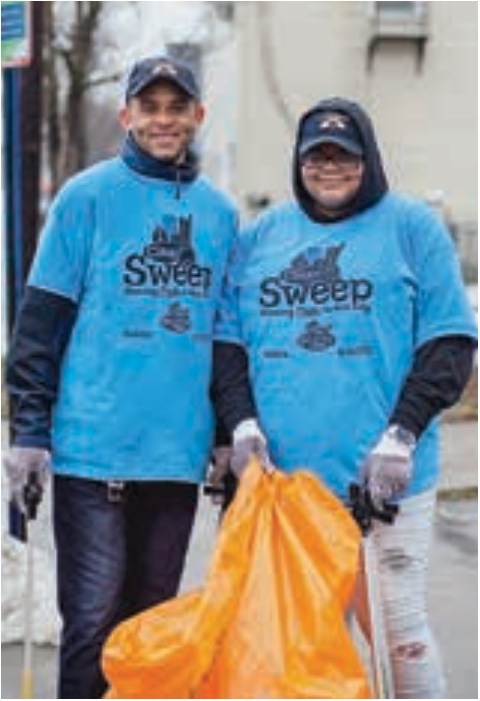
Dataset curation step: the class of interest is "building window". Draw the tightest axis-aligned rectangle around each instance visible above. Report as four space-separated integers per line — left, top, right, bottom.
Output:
367 1 429 70
373 1 428 28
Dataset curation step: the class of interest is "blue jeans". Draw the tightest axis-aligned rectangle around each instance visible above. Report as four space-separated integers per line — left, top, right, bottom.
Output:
53 475 198 699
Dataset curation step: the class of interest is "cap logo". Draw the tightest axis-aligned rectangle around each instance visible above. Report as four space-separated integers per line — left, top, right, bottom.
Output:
319 114 348 132
152 61 178 77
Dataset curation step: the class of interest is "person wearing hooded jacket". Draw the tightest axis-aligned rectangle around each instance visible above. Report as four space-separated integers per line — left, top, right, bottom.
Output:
212 97 477 698
3 56 237 699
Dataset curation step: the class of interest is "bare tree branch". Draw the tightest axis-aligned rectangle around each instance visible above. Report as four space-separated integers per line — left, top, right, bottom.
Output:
85 72 123 89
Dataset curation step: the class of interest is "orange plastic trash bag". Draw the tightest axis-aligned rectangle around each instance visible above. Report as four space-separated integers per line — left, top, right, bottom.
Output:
102 459 371 699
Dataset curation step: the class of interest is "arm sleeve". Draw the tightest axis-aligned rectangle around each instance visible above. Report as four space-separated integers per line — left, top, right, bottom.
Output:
390 334 476 438
211 226 258 435
27 177 94 301
408 204 477 348
211 341 258 436
6 286 78 449
6 176 93 448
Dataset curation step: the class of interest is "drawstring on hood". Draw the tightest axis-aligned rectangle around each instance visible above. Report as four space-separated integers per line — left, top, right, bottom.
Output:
292 97 388 223
120 132 199 192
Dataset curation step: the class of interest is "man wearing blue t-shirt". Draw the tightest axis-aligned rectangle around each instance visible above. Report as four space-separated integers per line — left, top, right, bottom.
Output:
212 98 477 698
4 56 237 698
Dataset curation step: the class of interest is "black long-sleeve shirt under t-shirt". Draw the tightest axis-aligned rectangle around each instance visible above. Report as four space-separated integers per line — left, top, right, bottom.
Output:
7 286 475 451
211 335 476 443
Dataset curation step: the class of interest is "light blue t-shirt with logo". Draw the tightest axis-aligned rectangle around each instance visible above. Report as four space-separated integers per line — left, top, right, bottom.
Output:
214 193 477 499
29 157 237 482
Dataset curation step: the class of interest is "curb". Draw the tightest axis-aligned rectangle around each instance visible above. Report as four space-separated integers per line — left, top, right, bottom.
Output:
437 485 478 501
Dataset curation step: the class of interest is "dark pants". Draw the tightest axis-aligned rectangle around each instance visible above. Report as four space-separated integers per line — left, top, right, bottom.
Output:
53 475 198 699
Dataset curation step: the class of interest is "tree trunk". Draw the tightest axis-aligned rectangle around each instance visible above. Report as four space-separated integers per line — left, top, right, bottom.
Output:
45 1 104 189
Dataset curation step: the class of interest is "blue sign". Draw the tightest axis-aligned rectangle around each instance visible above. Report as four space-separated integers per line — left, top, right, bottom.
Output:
2 1 30 67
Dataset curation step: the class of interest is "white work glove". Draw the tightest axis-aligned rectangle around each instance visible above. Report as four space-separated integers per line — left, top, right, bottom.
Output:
3 446 50 514
362 425 416 509
231 419 273 479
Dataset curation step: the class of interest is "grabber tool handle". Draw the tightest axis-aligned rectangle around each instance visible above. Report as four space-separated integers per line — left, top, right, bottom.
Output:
23 472 43 521
348 482 398 698
348 482 399 536
203 484 225 496
363 535 395 698
20 475 41 700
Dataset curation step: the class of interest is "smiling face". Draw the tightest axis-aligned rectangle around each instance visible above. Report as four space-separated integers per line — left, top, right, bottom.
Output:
119 81 205 163
300 143 365 218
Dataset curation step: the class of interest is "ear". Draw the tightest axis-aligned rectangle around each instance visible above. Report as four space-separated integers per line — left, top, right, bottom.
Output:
118 105 131 132
194 102 206 126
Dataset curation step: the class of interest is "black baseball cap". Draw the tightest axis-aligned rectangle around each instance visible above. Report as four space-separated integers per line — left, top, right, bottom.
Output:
299 111 363 157
125 56 201 101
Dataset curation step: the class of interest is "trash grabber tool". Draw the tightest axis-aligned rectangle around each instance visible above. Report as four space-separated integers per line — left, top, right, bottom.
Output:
348 483 398 699
21 471 43 700
203 470 238 517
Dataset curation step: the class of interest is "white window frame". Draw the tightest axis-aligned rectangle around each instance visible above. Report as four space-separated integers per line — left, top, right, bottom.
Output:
369 1 429 34
374 2 426 21
367 1 429 70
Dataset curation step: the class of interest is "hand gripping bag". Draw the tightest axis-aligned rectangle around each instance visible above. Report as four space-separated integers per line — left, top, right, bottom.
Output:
102 459 371 698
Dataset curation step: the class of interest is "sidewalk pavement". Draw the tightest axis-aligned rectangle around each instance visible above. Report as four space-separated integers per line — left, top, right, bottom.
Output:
438 420 478 496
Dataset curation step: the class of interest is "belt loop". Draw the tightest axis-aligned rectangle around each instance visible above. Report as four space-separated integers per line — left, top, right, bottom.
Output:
107 480 126 503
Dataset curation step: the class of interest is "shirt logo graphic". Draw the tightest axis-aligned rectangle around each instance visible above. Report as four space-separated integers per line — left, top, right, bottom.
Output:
123 214 212 298
297 321 335 352
160 302 191 334
280 244 344 285
258 242 374 360
144 217 195 267
260 243 372 310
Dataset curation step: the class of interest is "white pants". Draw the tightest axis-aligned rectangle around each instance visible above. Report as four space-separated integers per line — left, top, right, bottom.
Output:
353 489 446 699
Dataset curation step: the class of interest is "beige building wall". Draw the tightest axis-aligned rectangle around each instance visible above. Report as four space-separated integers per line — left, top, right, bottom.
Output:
234 1 477 246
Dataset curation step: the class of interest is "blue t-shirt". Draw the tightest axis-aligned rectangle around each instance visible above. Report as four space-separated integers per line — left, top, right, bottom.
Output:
214 193 477 499
29 157 237 482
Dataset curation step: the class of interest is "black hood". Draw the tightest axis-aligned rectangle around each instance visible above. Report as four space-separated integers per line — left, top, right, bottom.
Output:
292 97 388 223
